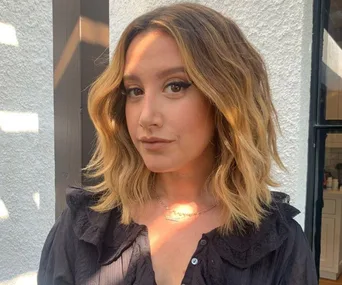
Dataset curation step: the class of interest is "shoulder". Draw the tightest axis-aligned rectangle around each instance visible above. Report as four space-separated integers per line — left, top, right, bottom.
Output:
268 195 318 284
64 186 113 245
41 186 112 245
38 187 115 284
39 187 93 256
268 192 308 252
262 191 306 254
213 191 303 268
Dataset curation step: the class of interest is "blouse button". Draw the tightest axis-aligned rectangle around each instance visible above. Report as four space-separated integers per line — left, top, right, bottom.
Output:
200 239 207 246
191 257 199 265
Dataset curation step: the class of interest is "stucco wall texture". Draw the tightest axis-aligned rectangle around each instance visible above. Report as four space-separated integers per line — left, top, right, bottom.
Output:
110 0 313 226
0 1 54 284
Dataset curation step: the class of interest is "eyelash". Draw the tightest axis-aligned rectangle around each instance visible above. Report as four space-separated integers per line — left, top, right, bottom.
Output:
122 81 192 97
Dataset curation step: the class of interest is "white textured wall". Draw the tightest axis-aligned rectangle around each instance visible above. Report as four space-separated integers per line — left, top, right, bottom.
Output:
109 0 313 227
0 1 54 284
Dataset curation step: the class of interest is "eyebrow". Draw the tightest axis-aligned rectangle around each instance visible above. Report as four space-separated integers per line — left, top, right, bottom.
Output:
123 66 186 82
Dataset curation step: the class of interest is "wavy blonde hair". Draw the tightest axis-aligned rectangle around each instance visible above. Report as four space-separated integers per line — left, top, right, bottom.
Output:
85 2 285 234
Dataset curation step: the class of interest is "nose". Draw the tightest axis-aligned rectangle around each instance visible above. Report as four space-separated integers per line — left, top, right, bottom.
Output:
138 93 163 130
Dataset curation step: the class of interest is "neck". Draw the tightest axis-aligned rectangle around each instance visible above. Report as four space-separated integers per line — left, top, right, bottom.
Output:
154 149 216 208
155 176 207 202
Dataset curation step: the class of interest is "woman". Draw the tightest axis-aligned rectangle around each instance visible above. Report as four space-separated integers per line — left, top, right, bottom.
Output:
38 2 317 285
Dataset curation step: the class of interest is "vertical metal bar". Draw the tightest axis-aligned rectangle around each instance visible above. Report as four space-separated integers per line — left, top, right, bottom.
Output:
80 0 109 185
305 0 324 247
53 0 82 218
312 128 326 278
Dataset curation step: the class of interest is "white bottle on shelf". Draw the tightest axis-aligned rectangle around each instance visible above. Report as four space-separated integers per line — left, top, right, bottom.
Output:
327 177 333 190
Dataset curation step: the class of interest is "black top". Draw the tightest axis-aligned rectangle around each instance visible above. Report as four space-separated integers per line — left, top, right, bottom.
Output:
38 187 318 285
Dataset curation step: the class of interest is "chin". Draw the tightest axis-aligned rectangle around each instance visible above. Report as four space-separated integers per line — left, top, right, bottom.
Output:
143 160 177 173
144 164 172 173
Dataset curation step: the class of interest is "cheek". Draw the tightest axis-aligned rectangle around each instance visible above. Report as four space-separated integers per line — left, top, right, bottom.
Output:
173 102 214 143
125 105 138 139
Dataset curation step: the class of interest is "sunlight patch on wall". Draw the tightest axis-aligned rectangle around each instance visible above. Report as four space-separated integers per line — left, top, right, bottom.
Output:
0 271 37 285
0 22 19 47
0 111 39 133
32 192 40 210
323 29 342 83
54 16 108 88
0 199 9 220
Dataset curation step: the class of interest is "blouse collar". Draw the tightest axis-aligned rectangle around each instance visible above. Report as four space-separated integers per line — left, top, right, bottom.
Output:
66 187 299 269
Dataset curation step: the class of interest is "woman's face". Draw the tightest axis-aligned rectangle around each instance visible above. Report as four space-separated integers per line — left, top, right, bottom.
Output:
124 30 215 173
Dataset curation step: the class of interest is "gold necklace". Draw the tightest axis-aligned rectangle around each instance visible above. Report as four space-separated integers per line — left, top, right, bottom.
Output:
156 195 217 222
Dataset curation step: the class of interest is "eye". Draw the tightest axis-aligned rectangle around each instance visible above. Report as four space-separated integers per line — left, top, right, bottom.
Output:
123 87 144 97
164 81 192 94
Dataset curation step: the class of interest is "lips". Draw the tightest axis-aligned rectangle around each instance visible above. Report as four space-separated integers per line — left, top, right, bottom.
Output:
139 137 174 150
139 136 173 143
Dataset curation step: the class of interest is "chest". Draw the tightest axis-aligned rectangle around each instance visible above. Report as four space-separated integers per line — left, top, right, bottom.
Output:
90 244 281 285
74 229 284 285
131 202 222 285
148 225 206 285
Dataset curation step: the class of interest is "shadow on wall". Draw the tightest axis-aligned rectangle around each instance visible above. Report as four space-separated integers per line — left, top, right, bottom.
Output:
0 18 54 284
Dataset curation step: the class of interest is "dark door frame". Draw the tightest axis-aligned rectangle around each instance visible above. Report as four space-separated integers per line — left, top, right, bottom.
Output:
305 0 342 278
53 0 109 218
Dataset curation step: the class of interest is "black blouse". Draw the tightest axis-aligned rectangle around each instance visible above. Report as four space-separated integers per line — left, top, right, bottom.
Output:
38 187 318 285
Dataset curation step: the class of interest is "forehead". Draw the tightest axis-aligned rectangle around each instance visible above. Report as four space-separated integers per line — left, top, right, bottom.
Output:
124 30 184 74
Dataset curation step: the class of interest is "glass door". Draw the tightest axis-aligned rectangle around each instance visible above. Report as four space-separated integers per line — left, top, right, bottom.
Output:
306 0 342 281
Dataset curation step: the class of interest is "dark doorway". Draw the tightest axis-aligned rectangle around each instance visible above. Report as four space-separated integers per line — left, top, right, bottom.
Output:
305 0 342 281
53 0 109 218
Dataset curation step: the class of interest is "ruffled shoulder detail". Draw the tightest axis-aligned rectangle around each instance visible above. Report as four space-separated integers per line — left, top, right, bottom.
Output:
66 187 112 251
65 186 144 265
212 191 300 269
